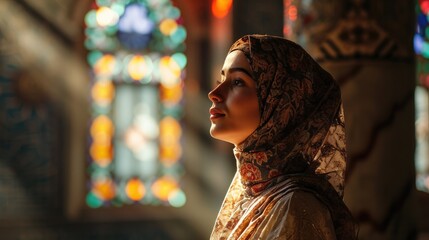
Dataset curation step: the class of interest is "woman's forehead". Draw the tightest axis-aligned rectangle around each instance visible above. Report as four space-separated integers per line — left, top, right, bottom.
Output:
222 50 252 73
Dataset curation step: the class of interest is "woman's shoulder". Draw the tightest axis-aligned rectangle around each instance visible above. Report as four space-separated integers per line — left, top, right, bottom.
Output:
269 174 344 215
258 189 337 239
255 175 357 239
285 190 332 218
270 188 332 217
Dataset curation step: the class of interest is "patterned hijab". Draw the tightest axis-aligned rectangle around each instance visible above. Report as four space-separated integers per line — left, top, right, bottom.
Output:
211 35 356 239
231 35 347 197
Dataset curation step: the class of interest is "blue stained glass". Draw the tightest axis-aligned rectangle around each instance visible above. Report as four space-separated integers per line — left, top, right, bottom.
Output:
418 13 428 33
415 34 424 54
117 3 155 50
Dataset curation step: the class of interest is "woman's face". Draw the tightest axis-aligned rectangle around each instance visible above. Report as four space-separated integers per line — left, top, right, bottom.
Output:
208 50 260 146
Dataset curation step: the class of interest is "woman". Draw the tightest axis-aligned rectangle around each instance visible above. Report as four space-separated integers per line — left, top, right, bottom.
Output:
208 35 357 239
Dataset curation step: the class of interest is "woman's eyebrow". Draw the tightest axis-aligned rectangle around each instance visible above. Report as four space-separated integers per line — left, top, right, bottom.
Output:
220 67 253 78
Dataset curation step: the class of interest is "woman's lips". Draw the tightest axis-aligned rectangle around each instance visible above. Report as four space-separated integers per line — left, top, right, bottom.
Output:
209 108 225 120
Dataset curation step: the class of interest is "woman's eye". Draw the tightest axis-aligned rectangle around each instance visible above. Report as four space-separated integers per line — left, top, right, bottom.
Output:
232 79 244 86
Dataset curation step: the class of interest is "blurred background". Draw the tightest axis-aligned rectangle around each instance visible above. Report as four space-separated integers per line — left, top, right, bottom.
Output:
0 0 427 239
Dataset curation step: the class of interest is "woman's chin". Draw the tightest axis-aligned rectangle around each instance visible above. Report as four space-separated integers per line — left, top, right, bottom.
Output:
209 133 237 146
209 129 222 140
210 128 228 141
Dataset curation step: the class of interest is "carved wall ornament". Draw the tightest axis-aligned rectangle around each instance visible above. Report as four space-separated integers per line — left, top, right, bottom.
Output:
315 6 411 62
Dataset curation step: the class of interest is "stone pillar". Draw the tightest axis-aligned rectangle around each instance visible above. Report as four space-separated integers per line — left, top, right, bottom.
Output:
285 0 417 239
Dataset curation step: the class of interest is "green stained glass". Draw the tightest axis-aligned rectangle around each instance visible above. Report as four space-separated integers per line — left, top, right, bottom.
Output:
423 43 429 58
171 26 186 45
163 106 183 119
111 3 126 15
105 25 118 35
117 0 132 5
87 51 103 67
147 0 168 6
163 165 185 176
96 0 114 7
85 10 98 28
148 11 160 22
84 39 96 50
105 38 118 51
92 104 112 115
85 27 96 36
86 192 103 208
167 7 181 19
89 165 112 178
172 53 187 69
168 189 186 208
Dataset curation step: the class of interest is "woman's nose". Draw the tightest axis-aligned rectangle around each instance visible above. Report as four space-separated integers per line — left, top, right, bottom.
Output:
208 86 223 102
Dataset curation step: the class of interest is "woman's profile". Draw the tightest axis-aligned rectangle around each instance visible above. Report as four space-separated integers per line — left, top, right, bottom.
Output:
208 35 357 239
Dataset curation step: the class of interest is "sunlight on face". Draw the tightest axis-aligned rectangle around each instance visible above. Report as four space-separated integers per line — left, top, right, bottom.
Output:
208 51 260 146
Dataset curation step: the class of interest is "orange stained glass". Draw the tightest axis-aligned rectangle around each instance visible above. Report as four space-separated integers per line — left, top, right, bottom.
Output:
159 19 178 36
211 0 232 18
287 5 297 21
128 55 152 80
125 178 146 201
160 117 182 144
160 83 182 104
159 56 181 87
160 143 182 166
90 143 113 167
92 177 116 200
91 115 114 140
283 25 291 37
91 80 115 105
151 176 179 201
94 54 117 76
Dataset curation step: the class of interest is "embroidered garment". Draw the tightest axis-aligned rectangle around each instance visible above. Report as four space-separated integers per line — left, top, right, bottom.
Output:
210 35 357 239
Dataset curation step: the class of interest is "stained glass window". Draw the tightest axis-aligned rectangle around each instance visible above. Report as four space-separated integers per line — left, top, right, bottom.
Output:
84 0 186 208
283 0 298 39
415 0 429 192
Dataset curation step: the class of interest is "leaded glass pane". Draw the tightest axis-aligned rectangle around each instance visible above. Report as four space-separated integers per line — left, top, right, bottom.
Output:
84 0 186 208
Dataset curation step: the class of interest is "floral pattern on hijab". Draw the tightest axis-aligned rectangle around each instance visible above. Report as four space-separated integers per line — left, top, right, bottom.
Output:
228 35 347 197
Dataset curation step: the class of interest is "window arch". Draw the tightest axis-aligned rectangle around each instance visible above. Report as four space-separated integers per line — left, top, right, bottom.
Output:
84 0 187 208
